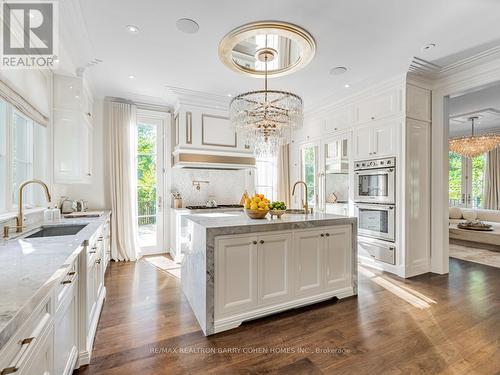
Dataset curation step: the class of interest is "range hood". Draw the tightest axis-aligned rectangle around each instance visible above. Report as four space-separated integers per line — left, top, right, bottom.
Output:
172 149 255 170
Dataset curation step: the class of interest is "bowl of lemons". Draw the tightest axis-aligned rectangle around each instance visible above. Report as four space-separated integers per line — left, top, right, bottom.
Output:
244 194 270 219
269 201 287 219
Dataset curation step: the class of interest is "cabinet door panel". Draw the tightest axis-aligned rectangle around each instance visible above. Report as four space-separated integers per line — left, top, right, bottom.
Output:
216 237 257 315
324 226 352 290
24 326 54 375
372 121 397 157
352 126 372 160
54 282 78 375
293 230 324 296
53 110 81 182
356 88 401 124
258 233 291 305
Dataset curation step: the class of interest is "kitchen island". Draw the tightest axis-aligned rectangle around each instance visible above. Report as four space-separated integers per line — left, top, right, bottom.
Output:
181 212 357 335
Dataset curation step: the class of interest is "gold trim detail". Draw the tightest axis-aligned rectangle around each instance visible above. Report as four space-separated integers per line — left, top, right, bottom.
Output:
201 114 237 148
218 21 316 78
175 153 255 166
185 111 192 144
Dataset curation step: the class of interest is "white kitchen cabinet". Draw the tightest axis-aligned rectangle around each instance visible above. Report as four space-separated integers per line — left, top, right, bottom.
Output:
257 233 292 306
352 120 399 160
23 326 54 375
355 88 401 124
324 226 352 290
54 272 78 375
213 226 355 334
293 229 324 296
53 74 93 184
324 105 354 133
216 236 258 316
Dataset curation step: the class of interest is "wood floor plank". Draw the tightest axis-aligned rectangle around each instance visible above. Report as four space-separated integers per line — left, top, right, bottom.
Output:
75 257 500 375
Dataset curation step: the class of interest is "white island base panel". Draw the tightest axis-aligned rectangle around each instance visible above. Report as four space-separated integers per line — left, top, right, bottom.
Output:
214 286 355 334
180 212 358 336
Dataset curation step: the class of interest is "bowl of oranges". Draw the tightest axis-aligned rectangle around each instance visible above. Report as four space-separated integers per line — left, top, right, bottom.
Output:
244 194 270 219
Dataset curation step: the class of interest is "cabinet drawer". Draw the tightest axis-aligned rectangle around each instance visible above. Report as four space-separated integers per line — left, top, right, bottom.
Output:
55 260 78 310
0 295 52 375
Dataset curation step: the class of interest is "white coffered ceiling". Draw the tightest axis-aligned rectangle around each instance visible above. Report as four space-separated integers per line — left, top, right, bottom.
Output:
60 0 500 110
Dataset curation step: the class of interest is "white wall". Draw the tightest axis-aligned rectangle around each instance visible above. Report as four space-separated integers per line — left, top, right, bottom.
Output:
54 99 110 209
171 168 253 207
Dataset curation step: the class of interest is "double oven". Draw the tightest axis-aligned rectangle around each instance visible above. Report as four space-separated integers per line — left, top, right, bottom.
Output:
354 157 396 264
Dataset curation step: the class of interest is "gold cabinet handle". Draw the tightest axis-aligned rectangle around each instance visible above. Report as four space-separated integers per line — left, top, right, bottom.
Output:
61 280 72 285
96 259 101 264
67 271 76 276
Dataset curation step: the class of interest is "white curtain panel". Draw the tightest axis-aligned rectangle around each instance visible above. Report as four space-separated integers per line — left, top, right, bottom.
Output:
107 100 141 261
276 144 291 207
484 147 500 210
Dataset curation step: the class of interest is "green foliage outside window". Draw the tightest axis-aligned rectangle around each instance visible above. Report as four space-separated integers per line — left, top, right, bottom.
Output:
137 124 157 224
302 147 316 204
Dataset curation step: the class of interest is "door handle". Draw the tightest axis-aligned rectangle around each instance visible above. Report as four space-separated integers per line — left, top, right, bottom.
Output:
259 240 265 244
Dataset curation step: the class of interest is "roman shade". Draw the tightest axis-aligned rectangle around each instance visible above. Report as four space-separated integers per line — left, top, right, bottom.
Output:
0 79 49 126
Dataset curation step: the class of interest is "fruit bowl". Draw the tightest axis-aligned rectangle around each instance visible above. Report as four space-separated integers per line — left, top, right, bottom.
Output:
244 208 270 219
269 209 286 219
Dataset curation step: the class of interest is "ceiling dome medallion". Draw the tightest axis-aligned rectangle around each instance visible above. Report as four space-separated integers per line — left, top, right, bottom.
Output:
218 21 316 78
220 22 315 157
449 117 500 158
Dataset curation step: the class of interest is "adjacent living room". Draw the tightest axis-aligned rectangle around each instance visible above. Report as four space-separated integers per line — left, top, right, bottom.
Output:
448 82 500 268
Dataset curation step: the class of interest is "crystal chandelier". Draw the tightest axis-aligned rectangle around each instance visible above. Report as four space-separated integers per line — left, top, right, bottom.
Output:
229 48 303 157
449 117 500 158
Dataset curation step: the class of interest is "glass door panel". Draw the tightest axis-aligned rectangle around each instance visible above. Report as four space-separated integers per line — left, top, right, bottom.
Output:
448 152 464 206
470 154 485 208
136 117 164 254
300 144 318 206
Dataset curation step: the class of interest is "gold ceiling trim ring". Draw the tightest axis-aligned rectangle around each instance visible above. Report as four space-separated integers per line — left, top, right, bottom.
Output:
218 21 316 78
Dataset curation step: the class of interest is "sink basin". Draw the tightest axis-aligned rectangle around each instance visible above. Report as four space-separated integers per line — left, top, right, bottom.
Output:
285 209 314 214
26 224 88 238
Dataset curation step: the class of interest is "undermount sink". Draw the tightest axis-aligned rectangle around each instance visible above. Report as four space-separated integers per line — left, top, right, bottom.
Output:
26 224 88 238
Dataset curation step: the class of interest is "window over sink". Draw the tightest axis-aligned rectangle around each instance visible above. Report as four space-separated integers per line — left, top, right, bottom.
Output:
0 98 47 213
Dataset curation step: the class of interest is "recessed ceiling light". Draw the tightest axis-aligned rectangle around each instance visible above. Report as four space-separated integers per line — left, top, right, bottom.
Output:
176 18 199 34
422 43 437 51
227 93 232 97
329 66 347 76
129 75 136 79
344 84 350 88
126 25 140 34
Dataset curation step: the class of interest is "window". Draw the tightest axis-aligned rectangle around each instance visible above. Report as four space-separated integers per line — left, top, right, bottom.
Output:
448 151 486 208
301 144 318 205
255 155 277 200
0 99 47 213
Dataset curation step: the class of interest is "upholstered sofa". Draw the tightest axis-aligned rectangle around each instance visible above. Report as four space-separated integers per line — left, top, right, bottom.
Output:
449 207 500 251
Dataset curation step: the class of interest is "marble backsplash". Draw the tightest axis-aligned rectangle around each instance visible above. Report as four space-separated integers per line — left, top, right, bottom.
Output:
171 169 255 207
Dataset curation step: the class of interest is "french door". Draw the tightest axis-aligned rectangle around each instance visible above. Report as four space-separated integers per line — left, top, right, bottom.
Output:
299 143 319 207
448 152 486 208
135 112 168 254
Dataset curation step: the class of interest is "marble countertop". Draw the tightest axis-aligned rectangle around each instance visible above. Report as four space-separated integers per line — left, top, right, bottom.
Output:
0 211 111 351
184 211 356 232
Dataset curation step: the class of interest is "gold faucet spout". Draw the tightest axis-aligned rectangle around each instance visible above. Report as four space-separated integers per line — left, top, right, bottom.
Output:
292 181 309 214
16 179 52 232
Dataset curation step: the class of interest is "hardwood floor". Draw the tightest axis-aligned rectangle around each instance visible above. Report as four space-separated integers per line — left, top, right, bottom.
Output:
75 257 500 375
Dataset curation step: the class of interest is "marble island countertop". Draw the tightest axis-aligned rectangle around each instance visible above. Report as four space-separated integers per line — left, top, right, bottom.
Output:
184 211 356 234
0 212 110 351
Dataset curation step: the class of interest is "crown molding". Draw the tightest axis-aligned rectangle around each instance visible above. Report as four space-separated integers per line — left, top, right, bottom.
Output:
166 86 230 112
304 74 406 122
408 45 500 82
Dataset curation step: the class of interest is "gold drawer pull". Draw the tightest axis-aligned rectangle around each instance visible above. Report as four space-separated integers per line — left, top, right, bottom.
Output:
61 280 72 285
96 259 101 264
20 337 34 345
67 271 76 276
